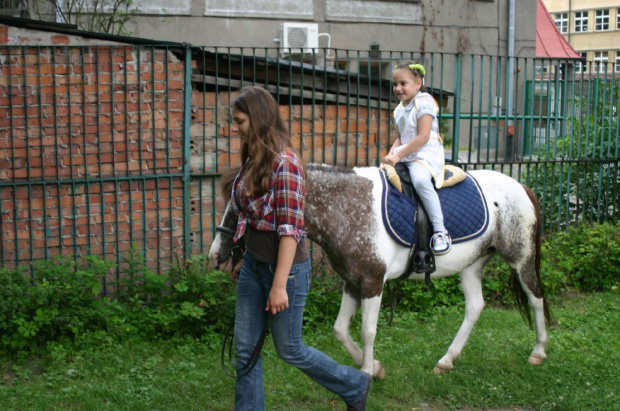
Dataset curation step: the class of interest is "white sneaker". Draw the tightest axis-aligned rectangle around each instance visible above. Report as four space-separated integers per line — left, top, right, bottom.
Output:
431 231 451 255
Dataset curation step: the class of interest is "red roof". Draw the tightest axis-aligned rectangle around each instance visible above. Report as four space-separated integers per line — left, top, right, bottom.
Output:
536 0 582 60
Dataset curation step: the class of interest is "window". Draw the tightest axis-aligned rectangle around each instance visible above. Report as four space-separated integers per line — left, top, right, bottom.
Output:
575 52 587 73
616 52 620 74
575 11 588 32
555 13 568 34
595 9 609 31
0 0 22 17
594 51 608 73
617 8 620 30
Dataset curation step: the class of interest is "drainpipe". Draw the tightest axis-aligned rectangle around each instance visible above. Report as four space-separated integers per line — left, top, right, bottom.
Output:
183 43 192 259
568 0 572 43
506 0 515 160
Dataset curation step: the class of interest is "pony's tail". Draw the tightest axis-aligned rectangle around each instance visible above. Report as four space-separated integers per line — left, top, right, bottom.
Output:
510 185 552 328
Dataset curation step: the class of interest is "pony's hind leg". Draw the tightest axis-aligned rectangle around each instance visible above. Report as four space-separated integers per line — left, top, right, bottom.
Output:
509 183 550 365
501 243 549 363
512 262 549 365
526 290 548 365
333 288 385 379
434 256 490 374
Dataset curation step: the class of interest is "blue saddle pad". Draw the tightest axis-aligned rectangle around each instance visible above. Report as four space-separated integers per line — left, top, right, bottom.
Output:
379 170 489 248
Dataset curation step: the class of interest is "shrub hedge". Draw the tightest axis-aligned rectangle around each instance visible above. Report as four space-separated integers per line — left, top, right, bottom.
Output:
0 222 618 358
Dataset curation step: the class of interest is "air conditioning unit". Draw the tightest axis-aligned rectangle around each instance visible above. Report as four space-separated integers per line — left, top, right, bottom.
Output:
279 23 319 56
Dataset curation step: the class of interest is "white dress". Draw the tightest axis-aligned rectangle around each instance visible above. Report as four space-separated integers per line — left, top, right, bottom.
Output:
393 92 445 188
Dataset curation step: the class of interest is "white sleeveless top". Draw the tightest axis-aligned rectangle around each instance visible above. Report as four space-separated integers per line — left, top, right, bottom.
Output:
393 92 445 188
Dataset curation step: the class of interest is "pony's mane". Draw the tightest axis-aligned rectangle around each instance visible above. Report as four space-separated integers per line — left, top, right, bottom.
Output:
219 166 242 199
219 163 355 199
306 163 356 175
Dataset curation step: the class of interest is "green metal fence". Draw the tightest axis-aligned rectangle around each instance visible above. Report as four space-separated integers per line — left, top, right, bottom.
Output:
192 48 618 241
1 44 618 286
0 44 188 293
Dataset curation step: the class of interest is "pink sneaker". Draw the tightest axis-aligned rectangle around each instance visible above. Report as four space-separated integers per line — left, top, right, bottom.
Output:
431 231 452 255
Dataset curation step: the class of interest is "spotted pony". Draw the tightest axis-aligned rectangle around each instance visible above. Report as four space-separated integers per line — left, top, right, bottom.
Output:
209 164 552 378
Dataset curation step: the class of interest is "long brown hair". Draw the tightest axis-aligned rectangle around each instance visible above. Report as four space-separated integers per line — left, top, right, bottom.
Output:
232 86 291 196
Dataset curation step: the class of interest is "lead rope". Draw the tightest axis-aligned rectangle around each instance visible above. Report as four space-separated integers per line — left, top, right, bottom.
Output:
221 306 269 378
216 225 269 379
220 263 270 379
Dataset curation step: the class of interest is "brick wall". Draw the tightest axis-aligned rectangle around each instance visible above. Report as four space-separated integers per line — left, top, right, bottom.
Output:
0 23 394 287
0 43 186 290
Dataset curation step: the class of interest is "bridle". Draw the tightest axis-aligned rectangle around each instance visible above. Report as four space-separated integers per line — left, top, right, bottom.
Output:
215 225 246 269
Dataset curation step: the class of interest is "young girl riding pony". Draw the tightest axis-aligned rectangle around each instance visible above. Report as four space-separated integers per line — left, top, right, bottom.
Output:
382 61 451 255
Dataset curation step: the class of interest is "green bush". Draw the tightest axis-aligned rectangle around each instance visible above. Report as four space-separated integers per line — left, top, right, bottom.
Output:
388 275 464 317
544 222 620 292
114 253 237 339
304 268 345 327
1 222 617 359
481 222 620 300
155 255 236 337
0 266 28 336
0 256 114 356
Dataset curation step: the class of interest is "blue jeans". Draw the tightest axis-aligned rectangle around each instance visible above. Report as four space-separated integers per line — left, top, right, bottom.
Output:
234 252 370 411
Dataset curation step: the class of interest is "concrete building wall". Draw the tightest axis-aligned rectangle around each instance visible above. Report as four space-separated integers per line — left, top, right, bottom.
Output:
128 0 537 58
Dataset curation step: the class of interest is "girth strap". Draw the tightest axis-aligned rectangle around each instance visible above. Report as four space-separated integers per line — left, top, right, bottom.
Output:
393 163 436 284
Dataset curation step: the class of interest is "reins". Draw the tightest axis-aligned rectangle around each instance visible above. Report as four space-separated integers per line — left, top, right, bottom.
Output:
215 225 246 270
215 225 269 379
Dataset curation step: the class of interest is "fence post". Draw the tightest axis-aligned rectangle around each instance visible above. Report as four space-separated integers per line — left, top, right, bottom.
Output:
451 52 462 162
183 44 193 259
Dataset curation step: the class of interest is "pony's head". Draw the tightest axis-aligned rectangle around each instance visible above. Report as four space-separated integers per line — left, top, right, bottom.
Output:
209 201 244 273
209 166 245 274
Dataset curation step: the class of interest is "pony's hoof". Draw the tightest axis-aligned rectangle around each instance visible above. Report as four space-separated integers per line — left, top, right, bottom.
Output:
374 363 386 380
528 353 546 365
376 363 386 380
432 363 453 374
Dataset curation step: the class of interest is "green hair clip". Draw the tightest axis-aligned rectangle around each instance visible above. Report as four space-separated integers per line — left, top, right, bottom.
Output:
408 64 425 76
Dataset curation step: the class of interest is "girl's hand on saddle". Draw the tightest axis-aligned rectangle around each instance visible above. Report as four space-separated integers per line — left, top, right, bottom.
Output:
382 152 401 167
266 286 289 315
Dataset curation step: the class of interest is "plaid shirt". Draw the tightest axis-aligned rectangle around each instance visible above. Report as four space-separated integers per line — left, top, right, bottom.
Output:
231 151 307 243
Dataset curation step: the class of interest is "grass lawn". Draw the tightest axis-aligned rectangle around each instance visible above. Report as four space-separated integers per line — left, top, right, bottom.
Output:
1 292 618 410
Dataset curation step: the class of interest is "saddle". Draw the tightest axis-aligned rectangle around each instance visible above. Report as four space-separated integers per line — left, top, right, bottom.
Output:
381 163 467 285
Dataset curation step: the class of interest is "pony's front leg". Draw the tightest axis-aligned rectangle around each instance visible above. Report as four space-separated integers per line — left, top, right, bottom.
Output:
333 288 362 364
360 294 385 379
333 289 385 379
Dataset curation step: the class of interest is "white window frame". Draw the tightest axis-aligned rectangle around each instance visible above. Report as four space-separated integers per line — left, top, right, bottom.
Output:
594 51 608 73
575 11 588 32
555 12 568 34
575 52 587 73
595 9 609 31
617 8 620 30
615 52 620 74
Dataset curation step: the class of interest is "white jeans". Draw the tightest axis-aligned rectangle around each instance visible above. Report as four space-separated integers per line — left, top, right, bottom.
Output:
402 161 446 233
